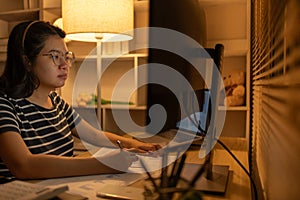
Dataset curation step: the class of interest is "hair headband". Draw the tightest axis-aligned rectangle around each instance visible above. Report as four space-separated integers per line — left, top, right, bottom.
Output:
22 21 39 51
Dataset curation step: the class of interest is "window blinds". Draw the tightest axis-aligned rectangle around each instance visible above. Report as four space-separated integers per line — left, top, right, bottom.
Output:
250 0 300 199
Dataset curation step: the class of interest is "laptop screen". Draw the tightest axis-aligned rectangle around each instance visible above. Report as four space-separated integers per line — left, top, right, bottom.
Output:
176 89 210 135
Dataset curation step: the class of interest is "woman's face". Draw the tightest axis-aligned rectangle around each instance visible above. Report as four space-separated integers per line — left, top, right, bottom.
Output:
31 35 72 91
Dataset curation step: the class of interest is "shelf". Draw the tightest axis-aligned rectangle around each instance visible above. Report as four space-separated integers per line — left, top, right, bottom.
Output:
102 53 147 59
100 105 246 111
75 55 98 61
0 8 40 21
74 105 146 110
206 39 248 56
219 106 249 111
136 0 247 7
42 0 61 9
198 0 247 7
75 53 147 62
102 104 146 110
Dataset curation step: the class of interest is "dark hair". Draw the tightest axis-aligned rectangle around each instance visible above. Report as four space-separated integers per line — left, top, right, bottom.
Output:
0 20 66 98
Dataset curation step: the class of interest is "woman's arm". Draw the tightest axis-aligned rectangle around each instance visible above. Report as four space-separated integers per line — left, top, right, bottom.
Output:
0 131 135 180
72 119 161 153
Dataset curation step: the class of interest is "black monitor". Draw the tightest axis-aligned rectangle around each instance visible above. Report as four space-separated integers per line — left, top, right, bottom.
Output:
146 0 208 135
145 2 230 194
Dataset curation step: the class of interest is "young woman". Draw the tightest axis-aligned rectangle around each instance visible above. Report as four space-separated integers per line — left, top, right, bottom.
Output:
0 21 160 180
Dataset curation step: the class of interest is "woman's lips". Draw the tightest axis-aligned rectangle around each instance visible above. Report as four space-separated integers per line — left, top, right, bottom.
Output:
58 74 68 79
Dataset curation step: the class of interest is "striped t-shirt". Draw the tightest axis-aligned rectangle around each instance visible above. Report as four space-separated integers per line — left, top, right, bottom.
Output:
0 92 81 178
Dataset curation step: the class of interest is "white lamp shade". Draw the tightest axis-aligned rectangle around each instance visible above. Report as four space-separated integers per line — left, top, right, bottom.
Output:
53 18 71 43
62 0 134 42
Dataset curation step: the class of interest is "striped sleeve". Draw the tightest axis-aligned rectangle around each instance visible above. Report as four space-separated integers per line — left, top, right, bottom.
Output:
0 96 20 134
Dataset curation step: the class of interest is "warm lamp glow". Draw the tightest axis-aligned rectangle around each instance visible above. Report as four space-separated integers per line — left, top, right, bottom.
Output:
53 18 71 43
53 18 63 29
62 0 134 42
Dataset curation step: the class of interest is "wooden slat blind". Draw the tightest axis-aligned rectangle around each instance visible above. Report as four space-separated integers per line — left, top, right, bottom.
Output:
251 0 300 199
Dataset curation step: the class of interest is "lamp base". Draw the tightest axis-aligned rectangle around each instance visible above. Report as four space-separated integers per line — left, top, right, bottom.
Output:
182 164 230 194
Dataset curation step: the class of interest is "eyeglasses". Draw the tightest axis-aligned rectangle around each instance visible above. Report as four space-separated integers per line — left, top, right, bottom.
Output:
42 50 75 66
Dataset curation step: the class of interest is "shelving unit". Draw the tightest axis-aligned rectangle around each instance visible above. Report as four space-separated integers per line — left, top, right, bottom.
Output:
100 53 148 133
63 51 148 106
0 0 62 63
202 0 250 139
62 51 148 134
61 1 149 134
0 0 250 139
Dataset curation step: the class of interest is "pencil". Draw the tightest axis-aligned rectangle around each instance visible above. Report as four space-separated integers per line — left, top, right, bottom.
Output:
117 140 123 150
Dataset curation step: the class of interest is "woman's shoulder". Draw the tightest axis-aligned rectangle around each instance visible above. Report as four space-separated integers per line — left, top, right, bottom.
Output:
0 93 23 109
0 93 9 104
0 93 18 103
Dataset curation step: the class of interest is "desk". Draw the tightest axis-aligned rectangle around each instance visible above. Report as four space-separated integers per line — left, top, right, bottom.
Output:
185 138 252 200
128 146 251 199
184 148 251 200
57 137 251 199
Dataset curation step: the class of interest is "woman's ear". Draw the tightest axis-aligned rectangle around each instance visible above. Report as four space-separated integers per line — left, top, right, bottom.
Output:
22 55 31 70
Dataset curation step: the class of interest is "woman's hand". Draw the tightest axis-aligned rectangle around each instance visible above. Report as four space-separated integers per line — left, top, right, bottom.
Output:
95 149 138 172
122 138 162 154
73 121 162 155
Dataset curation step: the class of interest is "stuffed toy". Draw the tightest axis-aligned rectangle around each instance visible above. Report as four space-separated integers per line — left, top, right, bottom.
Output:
223 71 246 106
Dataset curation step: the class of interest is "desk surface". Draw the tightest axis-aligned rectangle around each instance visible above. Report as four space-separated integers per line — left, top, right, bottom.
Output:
127 149 251 199
61 137 252 199
185 148 251 200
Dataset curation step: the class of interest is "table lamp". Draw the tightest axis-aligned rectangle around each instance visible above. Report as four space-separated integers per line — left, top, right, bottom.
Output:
62 0 134 124
62 0 133 42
